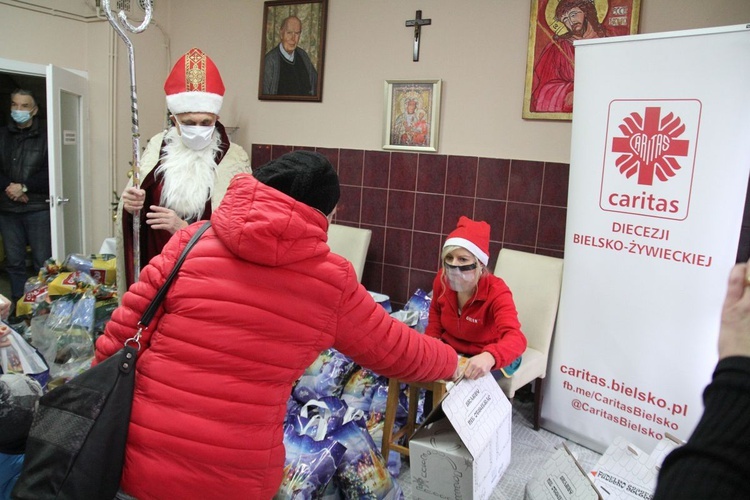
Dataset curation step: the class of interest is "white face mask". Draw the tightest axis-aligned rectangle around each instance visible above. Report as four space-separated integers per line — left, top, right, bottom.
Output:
179 124 215 151
445 263 479 293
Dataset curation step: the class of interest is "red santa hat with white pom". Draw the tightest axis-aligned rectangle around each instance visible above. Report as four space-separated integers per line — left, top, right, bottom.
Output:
164 47 224 116
444 216 491 266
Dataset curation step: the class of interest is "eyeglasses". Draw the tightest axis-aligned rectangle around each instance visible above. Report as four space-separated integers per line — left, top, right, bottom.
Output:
445 262 477 272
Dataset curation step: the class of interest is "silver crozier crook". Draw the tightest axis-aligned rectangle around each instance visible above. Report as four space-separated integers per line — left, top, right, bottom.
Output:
102 0 153 283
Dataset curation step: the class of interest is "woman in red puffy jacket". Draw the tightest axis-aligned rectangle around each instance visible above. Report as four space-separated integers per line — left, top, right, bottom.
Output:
96 151 459 500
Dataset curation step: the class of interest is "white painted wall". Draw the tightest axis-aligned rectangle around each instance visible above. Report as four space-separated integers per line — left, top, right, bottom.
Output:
0 0 748 253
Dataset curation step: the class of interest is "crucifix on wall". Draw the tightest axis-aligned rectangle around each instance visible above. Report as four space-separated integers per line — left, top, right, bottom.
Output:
405 10 431 62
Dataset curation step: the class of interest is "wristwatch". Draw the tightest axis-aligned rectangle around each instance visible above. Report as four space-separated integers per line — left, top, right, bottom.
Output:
21 184 27 193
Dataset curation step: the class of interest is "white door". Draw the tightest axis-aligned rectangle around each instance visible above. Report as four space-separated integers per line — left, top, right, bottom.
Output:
46 65 88 260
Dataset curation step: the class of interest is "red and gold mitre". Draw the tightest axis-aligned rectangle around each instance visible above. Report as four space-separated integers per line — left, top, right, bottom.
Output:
164 47 224 115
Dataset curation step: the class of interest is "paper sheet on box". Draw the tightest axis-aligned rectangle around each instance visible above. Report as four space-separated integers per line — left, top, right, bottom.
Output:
590 437 656 499
441 374 511 458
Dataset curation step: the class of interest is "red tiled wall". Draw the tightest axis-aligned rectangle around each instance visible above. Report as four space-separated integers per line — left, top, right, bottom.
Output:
252 144 569 308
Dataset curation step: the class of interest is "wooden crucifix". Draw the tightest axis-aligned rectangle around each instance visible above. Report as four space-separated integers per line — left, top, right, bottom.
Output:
405 10 431 62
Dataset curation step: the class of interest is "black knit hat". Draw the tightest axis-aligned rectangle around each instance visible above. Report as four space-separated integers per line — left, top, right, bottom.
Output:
253 151 340 216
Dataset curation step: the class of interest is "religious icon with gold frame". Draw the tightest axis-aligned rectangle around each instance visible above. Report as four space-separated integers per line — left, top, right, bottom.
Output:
258 0 328 102
383 79 442 153
522 0 641 120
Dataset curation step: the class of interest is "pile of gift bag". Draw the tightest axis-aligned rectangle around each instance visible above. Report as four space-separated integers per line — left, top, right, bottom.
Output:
2 255 437 499
276 289 432 499
1 253 119 389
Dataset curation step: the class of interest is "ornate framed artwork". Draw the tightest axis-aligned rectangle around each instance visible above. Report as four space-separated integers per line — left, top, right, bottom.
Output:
258 0 328 102
523 0 641 120
383 79 442 152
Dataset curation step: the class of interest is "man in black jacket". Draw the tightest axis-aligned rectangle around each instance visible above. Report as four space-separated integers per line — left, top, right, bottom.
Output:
653 259 750 499
0 89 51 318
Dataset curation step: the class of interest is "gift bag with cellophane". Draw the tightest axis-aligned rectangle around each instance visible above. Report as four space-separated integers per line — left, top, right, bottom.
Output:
274 424 346 500
329 421 403 499
340 367 386 413
366 384 408 477
292 348 357 403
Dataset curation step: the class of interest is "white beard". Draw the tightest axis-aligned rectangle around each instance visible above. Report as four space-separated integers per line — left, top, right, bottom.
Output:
156 127 220 221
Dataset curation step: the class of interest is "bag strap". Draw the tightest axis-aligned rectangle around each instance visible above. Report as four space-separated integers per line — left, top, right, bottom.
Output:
138 221 212 328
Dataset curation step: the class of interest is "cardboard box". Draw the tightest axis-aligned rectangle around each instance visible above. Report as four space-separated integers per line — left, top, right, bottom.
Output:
589 434 684 500
525 443 602 500
409 373 512 500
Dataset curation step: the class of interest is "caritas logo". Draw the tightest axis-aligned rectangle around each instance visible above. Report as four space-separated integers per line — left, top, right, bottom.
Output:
600 100 701 221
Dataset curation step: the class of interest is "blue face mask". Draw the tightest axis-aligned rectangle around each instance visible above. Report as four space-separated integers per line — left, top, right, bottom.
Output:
10 110 32 125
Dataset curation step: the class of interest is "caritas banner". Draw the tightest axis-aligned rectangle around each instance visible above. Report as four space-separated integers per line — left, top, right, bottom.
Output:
543 24 750 453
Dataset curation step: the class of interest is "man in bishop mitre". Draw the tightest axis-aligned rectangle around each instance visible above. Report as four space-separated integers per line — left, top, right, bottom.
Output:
116 47 251 295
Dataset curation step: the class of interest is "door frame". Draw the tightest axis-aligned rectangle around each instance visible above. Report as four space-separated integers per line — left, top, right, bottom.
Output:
0 56 89 260
46 64 89 259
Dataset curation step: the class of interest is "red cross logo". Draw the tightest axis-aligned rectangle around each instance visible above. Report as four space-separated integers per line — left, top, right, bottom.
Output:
611 107 690 186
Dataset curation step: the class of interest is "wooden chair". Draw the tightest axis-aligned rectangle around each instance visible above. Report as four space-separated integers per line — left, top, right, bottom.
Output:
493 248 564 430
381 378 448 459
327 223 372 283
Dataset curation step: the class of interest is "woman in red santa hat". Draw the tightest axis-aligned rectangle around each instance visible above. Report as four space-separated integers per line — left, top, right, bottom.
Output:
116 47 251 295
426 216 527 380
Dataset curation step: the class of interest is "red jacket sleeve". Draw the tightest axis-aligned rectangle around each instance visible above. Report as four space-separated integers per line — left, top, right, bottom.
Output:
424 272 445 340
332 266 457 382
94 230 186 365
482 283 527 369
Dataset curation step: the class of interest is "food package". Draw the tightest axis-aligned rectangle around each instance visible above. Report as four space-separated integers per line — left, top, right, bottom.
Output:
329 421 402 499
402 288 432 333
289 397 349 442
14 284 48 318
33 293 95 380
368 292 392 313
366 384 407 476
62 253 117 286
275 424 346 500
47 271 98 297
0 326 50 389
340 367 386 413
293 348 358 403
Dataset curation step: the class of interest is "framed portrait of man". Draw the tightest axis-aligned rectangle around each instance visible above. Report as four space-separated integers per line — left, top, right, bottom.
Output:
383 79 442 153
522 0 641 120
258 0 328 102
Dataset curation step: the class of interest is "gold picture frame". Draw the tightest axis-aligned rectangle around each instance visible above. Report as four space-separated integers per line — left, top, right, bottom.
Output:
383 79 441 152
523 0 641 120
258 0 328 102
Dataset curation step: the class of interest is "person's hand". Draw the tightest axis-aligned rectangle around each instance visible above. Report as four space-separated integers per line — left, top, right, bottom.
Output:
449 355 464 382
145 205 188 234
718 260 750 360
121 186 146 214
0 324 11 348
0 294 11 320
462 352 495 380
5 183 25 201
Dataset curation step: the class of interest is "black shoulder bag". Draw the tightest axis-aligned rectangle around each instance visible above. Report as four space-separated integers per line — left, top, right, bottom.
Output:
12 221 212 500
